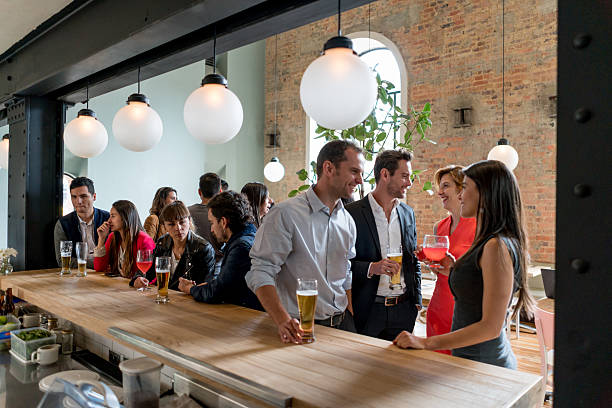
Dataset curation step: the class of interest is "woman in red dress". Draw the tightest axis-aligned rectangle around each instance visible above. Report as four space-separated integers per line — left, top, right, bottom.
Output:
420 165 476 354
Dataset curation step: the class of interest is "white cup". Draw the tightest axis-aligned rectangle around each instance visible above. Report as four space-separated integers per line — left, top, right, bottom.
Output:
19 313 41 328
31 344 60 365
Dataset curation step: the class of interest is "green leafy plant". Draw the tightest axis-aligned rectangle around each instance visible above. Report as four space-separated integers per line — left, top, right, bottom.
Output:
289 74 435 198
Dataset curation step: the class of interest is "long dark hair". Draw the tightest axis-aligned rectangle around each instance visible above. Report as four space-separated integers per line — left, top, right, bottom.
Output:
455 160 534 319
240 182 268 228
109 200 144 278
149 187 177 216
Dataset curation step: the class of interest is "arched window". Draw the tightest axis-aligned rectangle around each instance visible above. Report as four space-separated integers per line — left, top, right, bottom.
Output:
307 34 406 197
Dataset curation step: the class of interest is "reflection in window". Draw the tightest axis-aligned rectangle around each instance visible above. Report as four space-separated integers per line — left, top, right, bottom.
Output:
308 37 403 197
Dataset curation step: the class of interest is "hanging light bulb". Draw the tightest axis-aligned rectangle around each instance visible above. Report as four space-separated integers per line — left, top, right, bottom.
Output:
488 138 519 170
184 29 243 144
300 1 377 130
113 68 163 152
264 157 285 183
0 135 9 169
488 0 519 172
264 35 285 183
63 85 108 158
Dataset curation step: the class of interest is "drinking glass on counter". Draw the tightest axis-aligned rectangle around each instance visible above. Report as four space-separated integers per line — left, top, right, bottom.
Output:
136 249 153 291
59 240 72 276
155 256 170 304
75 242 88 277
296 279 318 343
423 235 450 267
387 246 403 290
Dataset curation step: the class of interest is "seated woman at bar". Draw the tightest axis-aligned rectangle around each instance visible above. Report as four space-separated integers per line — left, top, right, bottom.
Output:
143 187 177 241
178 191 261 310
417 165 476 355
94 200 155 278
240 182 271 228
394 160 534 369
132 201 215 290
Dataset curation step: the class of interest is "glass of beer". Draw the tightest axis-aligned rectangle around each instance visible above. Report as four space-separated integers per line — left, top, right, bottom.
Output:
60 240 72 276
296 279 318 343
387 247 403 290
75 242 88 277
423 235 450 266
155 256 171 304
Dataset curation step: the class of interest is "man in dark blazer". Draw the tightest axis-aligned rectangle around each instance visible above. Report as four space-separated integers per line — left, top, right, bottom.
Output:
346 150 421 340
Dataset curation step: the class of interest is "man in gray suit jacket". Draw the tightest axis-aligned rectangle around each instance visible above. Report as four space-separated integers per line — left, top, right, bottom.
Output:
346 150 422 340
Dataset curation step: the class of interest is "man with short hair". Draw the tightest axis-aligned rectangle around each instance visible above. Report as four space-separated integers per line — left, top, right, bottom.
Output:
188 173 223 262
246 140 364 343
220 179 229 192
346 150 422 341
179 191 261 310
54 177 109 268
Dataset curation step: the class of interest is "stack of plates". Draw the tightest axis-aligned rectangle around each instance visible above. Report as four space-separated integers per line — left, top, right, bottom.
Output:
39 370 123 404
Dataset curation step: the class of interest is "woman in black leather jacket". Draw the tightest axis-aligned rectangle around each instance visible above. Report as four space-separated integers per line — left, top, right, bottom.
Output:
131 201 215 290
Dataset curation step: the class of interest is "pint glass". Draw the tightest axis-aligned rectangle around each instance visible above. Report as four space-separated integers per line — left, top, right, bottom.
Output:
387 247 403 290
75 242 87 277
296 279 318 343
155 256 170 304
60 241 73 276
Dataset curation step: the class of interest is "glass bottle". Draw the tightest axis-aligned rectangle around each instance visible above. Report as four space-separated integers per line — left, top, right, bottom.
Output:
4 288 14 315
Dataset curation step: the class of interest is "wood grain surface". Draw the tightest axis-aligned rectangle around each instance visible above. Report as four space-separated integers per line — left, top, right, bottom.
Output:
1 269 543 407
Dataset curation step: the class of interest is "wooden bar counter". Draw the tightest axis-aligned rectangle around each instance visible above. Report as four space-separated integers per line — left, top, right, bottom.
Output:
1 270 543 407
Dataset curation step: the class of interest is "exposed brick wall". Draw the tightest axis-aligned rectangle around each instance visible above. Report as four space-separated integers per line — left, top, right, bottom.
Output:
263 0 557 264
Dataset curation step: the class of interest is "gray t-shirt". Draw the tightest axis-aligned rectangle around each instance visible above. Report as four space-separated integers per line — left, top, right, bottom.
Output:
188 203 222 259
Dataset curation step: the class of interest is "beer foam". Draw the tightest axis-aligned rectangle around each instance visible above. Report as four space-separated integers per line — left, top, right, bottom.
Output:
296 290 318 296
387 253 402 257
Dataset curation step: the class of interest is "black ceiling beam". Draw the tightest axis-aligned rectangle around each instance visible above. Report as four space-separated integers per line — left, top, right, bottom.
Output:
0 0 374 105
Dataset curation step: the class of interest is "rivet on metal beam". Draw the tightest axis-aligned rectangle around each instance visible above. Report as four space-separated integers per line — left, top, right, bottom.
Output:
572 33 591 49
574 108 591 123
571 258 589 274
573 184 591 198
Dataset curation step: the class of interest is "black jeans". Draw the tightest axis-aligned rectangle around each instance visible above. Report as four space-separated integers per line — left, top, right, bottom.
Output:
362 301 417 341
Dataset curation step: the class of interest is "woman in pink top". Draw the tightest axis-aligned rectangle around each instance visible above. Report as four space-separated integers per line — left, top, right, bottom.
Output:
418 166 476 354
94 200 155 279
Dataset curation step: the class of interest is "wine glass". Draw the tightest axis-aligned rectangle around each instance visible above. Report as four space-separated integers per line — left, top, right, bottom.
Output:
422 235 450 267
136 249 153 291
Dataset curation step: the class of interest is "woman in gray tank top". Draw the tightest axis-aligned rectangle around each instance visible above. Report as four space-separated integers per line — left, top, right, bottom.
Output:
393 160 534 369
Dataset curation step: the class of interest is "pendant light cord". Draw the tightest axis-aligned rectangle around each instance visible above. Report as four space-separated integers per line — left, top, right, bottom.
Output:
501 0 505 139
137 66 141 94
273 35 279 156
337 0 342 36
86 83 89 109
213 26 217 74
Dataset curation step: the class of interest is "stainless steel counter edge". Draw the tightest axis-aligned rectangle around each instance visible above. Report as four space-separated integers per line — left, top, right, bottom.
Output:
108 327 292 408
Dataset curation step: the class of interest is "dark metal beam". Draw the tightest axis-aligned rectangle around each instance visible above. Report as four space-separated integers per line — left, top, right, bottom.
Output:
556 0 612 406
7 97 65 271
0 0 373 104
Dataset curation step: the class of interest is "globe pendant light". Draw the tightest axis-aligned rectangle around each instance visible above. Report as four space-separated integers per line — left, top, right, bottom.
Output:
63 84 108 158
300 0 377 130
184 30 243 144
488 0 519 171
488 138 519 170
113 67 163 152
0 134 9 169
264 35 285 183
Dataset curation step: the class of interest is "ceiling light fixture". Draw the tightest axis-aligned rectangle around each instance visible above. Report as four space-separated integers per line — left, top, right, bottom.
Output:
264 35 285 183
113 67 163 152
184 28 244 144
300 0 377 130
488 0 519 171
63 84 108 158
